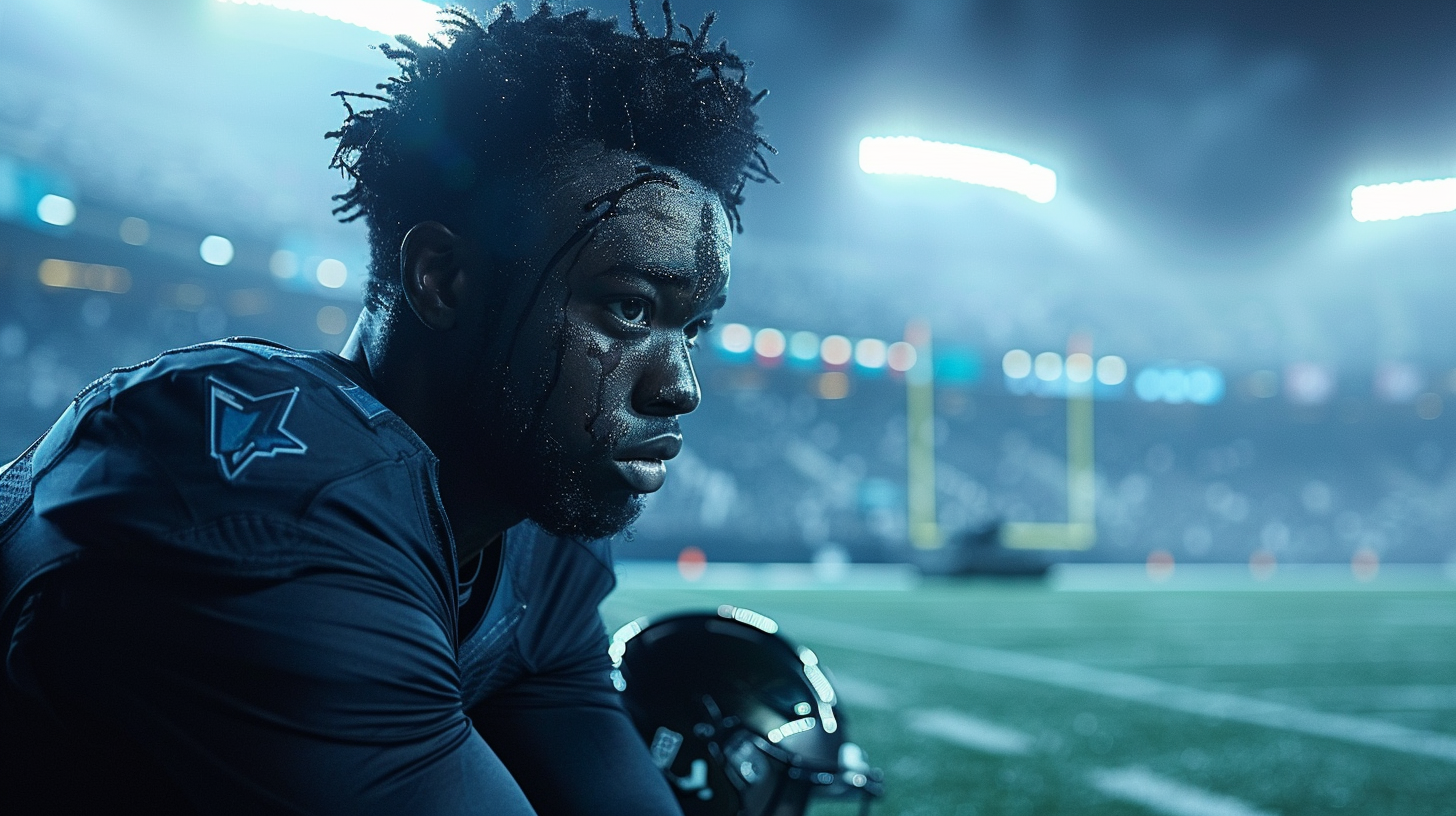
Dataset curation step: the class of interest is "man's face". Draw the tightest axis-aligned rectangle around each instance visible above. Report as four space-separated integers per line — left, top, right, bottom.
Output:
461 147 730 539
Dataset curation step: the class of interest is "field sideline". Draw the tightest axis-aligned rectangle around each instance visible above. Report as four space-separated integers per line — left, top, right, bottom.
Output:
602 581 1456 816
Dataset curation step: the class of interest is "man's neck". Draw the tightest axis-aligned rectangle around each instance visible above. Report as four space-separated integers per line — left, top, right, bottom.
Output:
342 311 525 563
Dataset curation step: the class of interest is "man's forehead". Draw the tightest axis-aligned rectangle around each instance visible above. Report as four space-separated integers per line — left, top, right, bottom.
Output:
546 148 731 241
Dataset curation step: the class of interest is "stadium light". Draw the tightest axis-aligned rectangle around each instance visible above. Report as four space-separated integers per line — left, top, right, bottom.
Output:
788 331 820 361
859 136 1057 203
316 258 348 288
718 323 752 354
854 338 888 369
1002 349 1032 379
217 0 444 41
199 235 235 266
37 194 76 227
820 335 853 367
1351 177 1456 222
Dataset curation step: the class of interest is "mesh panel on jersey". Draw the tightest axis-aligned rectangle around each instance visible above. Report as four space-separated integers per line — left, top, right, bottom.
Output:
0 450 35 533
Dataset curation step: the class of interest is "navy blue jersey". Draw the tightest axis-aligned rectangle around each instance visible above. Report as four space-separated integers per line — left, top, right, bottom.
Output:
0 339 680 815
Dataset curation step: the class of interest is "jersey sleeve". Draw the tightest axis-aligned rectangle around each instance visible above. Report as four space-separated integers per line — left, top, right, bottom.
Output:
465 534 681 816
16 557 536 816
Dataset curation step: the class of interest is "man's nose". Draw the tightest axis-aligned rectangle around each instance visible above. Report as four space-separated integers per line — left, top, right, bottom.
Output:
635 336 701 417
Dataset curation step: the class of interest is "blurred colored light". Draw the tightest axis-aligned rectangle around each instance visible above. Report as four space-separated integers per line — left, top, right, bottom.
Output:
1133 366 1226 405
677 546 707 581
118 217 149 246
754 328 786 358
719 323 752 354
1134 368 1162 402
1352 177 1456 222
789 331 820 361
269 250 299 279
1374 361 1423 403
1002 349 1031 379
1186 367 1225 405
217 0 444 41
816 371 850 399
1351 547 1379 582
1146 550 1175 582
200 235 234 266
859 136 1056 204
316 258 348 288
37 194 76 227
1249 550 1277 581
854 338 887 369
1034 352 1062 381
316 305 348 335
1285 363 1335 405
887 341 917 372
821 335 852 367
37 259 130 293
1065 352 1093 383
1096 355 1127 386
1160 370 1190 404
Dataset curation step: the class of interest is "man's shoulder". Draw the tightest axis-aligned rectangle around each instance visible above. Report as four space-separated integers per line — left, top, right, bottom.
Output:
30 339 427 542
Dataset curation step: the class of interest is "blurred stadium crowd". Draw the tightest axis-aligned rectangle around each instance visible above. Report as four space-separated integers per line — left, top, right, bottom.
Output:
5 209 1456 568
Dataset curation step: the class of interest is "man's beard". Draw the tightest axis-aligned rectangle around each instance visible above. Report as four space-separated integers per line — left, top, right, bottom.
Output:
518 441 645 539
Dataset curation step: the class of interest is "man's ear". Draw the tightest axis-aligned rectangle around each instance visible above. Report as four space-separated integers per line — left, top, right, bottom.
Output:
400 221 466 331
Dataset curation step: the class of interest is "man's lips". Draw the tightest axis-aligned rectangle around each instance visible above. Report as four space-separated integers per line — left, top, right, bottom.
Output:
613 459 667 493
613 433 682 493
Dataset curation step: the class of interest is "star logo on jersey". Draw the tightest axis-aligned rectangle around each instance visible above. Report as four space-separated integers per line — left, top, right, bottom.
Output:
208 377 308 481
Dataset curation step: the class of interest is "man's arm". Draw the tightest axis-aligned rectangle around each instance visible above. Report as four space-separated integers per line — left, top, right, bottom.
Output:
16 560 537 815
468 646 683 816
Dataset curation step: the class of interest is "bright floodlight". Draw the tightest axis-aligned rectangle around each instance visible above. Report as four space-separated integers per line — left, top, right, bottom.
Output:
200 235 235 266
219 0 443 41
1352 177 1456 222
859 136 1056 203
316 258 348 288
1002 349 1032 379
1065 352 1093 383
854 338 887 369
719 323 752 354
754 328 786 359
789 331 820 361
1034 352 1063 381
820 335 853 367
37 194 76 226
886 341 917 372
1096 355 1127 386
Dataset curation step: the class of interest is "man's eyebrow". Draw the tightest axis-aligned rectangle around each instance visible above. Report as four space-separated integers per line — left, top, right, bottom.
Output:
594 263 698 284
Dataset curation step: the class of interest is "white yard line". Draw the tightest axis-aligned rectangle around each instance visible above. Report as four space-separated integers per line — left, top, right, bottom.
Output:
905 708 1035 755
827 673 899 711
781 615 1456 764
1089 767 1277 816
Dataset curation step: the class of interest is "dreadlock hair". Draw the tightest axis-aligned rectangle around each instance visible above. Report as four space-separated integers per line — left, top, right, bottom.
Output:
327 1 774 310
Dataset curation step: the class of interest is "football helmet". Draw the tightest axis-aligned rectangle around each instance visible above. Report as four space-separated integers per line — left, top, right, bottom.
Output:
610 605 884 816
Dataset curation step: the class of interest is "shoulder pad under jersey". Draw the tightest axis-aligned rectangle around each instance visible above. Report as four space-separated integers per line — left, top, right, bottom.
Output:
29 340 429 546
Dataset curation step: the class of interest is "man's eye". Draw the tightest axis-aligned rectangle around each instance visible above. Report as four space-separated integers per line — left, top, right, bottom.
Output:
685 319 712 349
607 298 651 327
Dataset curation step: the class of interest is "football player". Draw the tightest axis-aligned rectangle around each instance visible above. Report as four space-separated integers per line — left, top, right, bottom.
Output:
0 4 772 814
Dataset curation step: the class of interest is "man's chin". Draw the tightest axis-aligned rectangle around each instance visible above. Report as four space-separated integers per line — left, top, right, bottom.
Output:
528 490 645 540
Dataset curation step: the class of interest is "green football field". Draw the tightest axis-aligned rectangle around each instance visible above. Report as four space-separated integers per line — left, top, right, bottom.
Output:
602 582 1456 816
